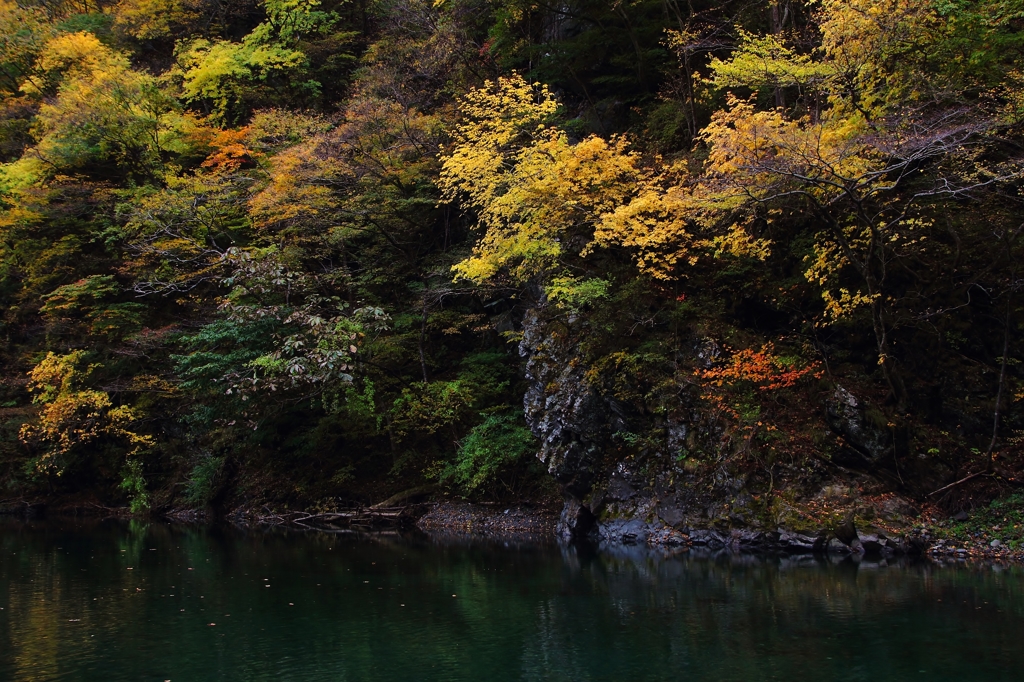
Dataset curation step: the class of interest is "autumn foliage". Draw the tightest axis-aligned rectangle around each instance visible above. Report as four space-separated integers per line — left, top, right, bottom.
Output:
0 0 1021 510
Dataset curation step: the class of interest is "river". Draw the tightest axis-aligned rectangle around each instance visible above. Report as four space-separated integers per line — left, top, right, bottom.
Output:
1 518 1022 681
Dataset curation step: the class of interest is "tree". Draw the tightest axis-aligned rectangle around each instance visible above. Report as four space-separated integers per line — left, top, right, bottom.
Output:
595 0 1023 407
13 31 199 183
19 350 152 476
173 0 356 123
440 74 645 286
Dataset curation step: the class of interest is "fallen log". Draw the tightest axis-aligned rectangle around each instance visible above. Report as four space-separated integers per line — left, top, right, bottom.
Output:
260 504 425 530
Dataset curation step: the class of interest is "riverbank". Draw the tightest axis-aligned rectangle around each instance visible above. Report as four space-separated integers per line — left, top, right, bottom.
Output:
3 493 1023 563
416 501 559 544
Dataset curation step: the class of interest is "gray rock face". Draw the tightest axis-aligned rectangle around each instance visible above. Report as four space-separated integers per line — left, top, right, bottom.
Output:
825 386 894 467
594 518 651 544
687 529 727 548
656 498 686 527
727 529 774 549
516 309 927 555
520 309 622 498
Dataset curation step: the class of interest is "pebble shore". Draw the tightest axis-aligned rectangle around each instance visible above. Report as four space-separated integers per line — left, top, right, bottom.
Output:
416 501 559 543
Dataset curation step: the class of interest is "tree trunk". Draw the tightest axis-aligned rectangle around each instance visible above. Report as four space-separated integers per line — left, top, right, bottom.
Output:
867 274 907 410
418 298 429 383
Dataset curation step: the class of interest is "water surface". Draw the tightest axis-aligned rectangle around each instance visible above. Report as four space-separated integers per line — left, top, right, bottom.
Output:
1 519 1022 681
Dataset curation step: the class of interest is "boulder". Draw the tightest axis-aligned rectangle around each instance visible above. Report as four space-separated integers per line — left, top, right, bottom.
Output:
594 518 650 544
825 386 893 468
858 533 885 554
828 538 851 553
688 529 727 548
557 497 594 541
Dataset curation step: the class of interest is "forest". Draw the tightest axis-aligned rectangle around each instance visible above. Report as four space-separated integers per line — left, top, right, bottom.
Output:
1 0 1023 536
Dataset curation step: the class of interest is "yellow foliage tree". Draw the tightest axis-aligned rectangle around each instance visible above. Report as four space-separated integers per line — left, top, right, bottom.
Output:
9 31 199 182
602 0 1020 406
441 3 1021 408
0 0 53 98
440 74 646 285
19 351 153 476
112 0 204 41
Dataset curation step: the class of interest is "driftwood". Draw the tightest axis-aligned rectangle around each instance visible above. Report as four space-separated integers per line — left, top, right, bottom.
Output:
256 505 423 530
370 485 435 509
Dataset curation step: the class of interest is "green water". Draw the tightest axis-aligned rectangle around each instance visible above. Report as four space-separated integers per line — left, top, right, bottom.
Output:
1 520 1023 681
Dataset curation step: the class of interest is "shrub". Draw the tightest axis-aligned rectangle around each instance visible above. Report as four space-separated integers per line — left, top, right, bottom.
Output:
437 412 537 494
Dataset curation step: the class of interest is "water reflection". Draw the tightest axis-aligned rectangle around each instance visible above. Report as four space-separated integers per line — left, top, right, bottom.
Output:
1 518 1022 681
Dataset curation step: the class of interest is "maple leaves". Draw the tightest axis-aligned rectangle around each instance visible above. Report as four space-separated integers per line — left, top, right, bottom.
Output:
699 343 821 394
696 343 821 434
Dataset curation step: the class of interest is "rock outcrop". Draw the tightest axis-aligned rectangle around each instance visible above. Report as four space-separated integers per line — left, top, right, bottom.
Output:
518 306 930 555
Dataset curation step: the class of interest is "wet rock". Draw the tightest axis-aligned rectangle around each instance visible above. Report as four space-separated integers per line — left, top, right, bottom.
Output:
858 533 885 554
688 529 727 548
990 539 1002 548
834 517 859 546
778 530 825 552
594 518 650 544
728 529 769 549
557 497 594 541
828 538 851 553
953 510 969 522
647 527 689 546
884 537 904 554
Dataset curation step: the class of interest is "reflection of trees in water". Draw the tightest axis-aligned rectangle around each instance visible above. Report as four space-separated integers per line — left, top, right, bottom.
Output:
520 600 592 681
532 546 1024 680
7 561 65 681
3 522 1024 681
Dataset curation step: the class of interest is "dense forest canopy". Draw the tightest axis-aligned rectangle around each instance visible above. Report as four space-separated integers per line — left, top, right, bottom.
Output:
1 0 1023 516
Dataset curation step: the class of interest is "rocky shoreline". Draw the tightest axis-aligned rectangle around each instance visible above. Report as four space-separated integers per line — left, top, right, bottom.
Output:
415 501 559 541
593 519 1024 563
3 496 1022 563
416 500 1024 563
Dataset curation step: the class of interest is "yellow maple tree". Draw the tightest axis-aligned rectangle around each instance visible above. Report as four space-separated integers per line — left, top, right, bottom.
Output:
440 74 646 284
